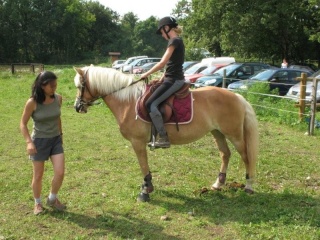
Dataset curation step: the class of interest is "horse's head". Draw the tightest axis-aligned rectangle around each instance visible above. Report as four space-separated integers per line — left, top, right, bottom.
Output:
73 66 97 113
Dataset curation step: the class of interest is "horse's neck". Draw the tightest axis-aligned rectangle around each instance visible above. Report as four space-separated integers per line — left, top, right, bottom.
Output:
103 95 136 125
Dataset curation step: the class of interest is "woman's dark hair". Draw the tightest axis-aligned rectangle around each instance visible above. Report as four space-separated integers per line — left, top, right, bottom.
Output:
31 71 57 104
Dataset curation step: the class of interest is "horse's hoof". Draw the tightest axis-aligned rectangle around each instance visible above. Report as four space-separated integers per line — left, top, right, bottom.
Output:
137 192 150 202
244 188 254 194
210 187 222 191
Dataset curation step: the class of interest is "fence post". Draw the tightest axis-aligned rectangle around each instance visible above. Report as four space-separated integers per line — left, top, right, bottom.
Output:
222 69 226 88
308 77 319 135
11 64 15 74
298 73 307 121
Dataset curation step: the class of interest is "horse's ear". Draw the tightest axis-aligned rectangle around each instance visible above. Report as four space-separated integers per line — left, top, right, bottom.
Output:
73 67 84 75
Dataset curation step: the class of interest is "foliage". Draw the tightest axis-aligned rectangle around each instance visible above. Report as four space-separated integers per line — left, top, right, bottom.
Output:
184 0 320 64
233 82 319 130
0 0 320 65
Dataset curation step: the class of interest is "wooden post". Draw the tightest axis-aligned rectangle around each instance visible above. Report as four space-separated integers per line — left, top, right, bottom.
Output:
298 73 307 121
11 64 14 74
308 77 319 135
222 69 226 88
30 64 35 73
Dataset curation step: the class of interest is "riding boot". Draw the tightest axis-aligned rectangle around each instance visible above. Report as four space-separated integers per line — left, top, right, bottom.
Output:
149 112 170 148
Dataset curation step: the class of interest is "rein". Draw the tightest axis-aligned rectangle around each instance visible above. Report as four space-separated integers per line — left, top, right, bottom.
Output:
78 68 147 107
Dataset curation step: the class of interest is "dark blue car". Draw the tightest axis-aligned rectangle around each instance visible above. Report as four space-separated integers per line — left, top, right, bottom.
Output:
228 68 313 95
194 62 270 88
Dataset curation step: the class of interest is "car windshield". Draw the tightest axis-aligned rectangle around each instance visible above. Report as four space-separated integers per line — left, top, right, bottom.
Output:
183 61 196 68
142 63 156 68
214 64 241 76
200 66 218 75
249 69 278 81
311 69 320 78
184 63 203 74
129 59 143 66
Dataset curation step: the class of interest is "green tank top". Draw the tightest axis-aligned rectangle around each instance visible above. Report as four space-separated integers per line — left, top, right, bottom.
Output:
31 94 61 138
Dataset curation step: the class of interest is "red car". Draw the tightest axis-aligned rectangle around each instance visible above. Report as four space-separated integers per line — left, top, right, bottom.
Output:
185 64 227 83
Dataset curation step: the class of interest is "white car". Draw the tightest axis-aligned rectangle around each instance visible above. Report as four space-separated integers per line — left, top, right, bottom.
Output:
114 55 148 70
122 58 161 73
286 70 320 102
112 60 126 69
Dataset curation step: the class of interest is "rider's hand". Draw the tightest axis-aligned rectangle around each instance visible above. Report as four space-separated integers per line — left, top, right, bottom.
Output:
140 73 148 80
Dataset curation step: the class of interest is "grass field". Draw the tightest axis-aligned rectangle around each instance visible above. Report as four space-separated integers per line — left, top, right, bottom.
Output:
0 67 319 240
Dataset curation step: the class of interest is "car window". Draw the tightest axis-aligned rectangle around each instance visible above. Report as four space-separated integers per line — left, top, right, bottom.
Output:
253 65 266 74
215 64 240 76
290 71 305 79
184 63 203 74
201 66 217 74
273 71 289 81
250 69 276 81
242 66 252 75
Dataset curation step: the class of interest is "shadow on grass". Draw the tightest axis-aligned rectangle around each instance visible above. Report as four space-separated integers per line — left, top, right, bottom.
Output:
50 210 181 240
150 188 320 228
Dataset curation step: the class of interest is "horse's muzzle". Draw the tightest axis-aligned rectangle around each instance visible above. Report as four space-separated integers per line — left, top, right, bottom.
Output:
74 98 87 113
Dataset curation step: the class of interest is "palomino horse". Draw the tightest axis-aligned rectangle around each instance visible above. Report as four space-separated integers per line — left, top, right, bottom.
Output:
73 66 259 202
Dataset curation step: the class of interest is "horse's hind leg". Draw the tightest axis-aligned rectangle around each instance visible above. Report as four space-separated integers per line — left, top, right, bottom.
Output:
232 141 254 193
211 130 231 190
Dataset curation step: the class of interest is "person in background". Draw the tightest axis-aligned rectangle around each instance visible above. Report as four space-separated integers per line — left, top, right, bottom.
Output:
140 16 185 149
281 58 288 68
20 71 66 215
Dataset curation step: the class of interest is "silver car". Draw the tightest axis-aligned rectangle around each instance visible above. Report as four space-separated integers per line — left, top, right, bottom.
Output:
286 70 320 102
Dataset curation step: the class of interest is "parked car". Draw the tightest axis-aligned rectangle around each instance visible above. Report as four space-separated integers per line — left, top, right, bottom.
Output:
182 61 199 72
194 62 271 88
288 62 318 72
112 59 126 69
184 62 208 76
114 55 148 70
286 70 320 102
132 62 159 74
228 68 313 95
122 57 161 73
185 64 227 83
184 57 235 78
288 65 315 73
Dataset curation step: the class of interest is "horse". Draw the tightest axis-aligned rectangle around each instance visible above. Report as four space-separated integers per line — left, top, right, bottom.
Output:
73 66 259 202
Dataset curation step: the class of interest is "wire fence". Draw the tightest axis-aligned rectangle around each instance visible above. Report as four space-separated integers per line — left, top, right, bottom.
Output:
224 73 320 135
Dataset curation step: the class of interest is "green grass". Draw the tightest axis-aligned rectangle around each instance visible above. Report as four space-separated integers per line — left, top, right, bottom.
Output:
0 67 319 240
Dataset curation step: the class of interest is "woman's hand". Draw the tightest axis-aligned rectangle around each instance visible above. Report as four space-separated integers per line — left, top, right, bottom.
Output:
27 142 37 155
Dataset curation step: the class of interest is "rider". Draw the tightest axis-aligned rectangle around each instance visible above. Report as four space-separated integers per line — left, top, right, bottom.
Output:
140 16 185 149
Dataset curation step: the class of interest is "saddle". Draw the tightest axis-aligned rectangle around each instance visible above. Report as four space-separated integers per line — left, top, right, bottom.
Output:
136 79 192 125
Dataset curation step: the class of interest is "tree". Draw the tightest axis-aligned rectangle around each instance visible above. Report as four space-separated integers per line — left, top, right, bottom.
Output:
133 17 166 57
183 0 320 65
85 1 122 57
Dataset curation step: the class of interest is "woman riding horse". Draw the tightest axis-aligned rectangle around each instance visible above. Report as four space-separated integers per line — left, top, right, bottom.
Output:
140 17 185 149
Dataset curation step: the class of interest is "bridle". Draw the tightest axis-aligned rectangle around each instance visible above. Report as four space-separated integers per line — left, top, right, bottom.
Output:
75 69 102 112
75 68 147 112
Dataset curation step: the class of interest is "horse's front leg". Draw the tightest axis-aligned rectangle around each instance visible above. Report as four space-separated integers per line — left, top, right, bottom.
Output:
131 139 153 202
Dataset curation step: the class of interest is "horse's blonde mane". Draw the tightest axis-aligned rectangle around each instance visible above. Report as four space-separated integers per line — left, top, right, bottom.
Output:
80 66 145 101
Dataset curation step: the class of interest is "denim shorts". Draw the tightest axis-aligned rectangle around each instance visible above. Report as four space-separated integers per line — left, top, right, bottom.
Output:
29 135 64 161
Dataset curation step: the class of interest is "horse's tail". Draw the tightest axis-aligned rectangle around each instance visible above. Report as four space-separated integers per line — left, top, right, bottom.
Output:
238 94 259 179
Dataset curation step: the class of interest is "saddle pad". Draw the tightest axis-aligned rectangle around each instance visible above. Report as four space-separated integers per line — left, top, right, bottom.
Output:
135 92 194 124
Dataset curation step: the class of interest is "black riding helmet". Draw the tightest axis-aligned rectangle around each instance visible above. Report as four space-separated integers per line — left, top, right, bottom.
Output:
156 16 178 35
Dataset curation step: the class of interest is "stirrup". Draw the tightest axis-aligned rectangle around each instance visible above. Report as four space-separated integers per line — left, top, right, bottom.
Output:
153 137 170 148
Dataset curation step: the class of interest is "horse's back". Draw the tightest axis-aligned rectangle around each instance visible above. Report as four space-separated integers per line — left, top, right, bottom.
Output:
192 86 246 114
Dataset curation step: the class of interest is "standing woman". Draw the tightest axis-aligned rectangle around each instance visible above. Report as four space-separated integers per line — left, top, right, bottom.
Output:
140 16 185 149
20 71 66 215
